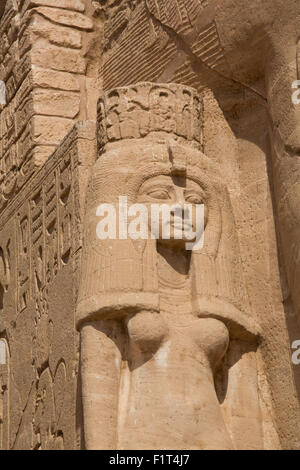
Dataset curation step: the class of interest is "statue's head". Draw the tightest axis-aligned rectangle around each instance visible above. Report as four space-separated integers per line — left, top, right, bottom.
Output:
94 82 220 254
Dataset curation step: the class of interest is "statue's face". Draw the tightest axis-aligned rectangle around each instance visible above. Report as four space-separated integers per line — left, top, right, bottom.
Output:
137 174 207 250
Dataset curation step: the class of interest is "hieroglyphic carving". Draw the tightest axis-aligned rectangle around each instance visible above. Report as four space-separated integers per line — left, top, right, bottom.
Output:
0 17 103 453
6 124 87 319
17 207 31 313
58 154 73 267
0 339 9 450
0 103 17 206
34 366 65 450
0 122 91 449
0 5 33 218
45 173 58 285
0 239 10 314
31 189 44 295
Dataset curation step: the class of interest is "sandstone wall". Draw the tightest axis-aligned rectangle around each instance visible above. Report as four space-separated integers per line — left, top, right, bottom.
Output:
0 120 95 449
0 0 101 209
0 0 300 450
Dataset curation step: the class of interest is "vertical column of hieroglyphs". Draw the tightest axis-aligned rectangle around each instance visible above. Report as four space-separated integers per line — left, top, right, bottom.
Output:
31 187 44 299
17 203 31 314
58 152 73 269
44 171 57 286
0 339 9 450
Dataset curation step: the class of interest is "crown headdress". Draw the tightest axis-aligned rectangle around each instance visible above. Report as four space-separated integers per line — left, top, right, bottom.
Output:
97 82 203 152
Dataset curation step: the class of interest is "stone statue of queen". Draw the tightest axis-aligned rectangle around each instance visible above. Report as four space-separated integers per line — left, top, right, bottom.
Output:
76 82 261 450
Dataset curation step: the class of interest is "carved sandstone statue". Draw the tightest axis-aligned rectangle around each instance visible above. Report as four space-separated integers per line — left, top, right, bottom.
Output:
101 0 300 332
76 82 261 450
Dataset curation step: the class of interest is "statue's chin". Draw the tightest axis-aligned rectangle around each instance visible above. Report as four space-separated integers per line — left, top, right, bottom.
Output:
157 237 194 252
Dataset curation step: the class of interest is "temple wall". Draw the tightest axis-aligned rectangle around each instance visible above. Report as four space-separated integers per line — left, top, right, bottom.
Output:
0 120 95 449
0 0 300 450
0 0 101 210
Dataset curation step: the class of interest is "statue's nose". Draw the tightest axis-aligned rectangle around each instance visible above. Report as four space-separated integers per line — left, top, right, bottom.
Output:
173 188 185 205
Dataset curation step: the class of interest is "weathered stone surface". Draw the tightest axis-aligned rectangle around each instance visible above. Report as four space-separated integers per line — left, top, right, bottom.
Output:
34 89 80 118
33 115 75 145
31 44 86 74
35 7 93 30
1 0 300 452
22 0 85 13
32 67 80 92
31 15 83 49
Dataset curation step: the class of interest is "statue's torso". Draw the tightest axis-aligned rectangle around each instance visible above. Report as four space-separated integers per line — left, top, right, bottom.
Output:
118 250 233 450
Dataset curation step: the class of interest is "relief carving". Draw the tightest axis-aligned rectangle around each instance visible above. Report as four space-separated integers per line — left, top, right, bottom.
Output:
77 83 261 450
17 210 30 313
0 0 300 451
0 338 9 450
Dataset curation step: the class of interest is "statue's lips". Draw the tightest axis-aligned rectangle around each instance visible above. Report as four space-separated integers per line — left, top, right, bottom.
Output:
169 220 194 232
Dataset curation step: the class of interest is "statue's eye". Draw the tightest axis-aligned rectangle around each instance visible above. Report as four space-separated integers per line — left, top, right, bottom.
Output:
185 193 203 204
146 189 170 199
